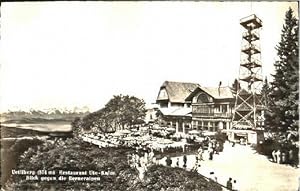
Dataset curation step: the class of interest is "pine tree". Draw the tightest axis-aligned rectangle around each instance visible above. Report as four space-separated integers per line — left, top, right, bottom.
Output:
261 77 274 130
269 8 299 133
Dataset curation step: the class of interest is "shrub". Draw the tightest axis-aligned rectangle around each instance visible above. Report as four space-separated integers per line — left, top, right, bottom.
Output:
4 137 223 191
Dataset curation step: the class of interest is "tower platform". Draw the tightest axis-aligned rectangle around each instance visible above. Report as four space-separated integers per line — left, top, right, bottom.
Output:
240 14 262 30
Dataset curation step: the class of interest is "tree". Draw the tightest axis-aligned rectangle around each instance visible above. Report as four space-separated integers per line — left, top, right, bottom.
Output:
81 95 146 132
81 111 98 131
93 108 116 133
261 78 274 130
268 8 299 133
104 95 146 129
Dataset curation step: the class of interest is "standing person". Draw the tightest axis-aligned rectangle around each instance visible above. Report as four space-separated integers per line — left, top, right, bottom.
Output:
208 146 214 160
208 141 213 149
166 156 172 167
288 149 294 165
216 142 220 154
136 163 146 181
198 150 203 161
276 149 282 164
232 180 239 191
272 149 277 163
183 155 187 168
212 140 216 152
281 151 287 164
176 158 180 167
197 146 203 153
198 147 204 161
226 178 233 190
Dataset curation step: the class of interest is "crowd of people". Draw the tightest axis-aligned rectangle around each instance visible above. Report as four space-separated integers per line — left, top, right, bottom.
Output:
205 137 223 160
191 142 242 191
271 148 295 165
81 132 189 154
82 130 244 190
128 145 241 191
258 133 298 167
128 147 156 180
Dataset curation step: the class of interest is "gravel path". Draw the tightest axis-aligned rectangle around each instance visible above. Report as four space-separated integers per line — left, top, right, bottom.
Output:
158 141 299 191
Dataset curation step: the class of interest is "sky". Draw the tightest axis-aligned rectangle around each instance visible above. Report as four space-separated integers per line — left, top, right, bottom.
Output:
0 1 298 112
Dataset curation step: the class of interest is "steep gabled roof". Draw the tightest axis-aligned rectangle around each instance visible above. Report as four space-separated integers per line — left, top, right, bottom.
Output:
185 86 234 101
157 81 199 103
201 86 234 99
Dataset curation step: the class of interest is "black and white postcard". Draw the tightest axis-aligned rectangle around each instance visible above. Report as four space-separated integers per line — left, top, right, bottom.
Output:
1 1 299 191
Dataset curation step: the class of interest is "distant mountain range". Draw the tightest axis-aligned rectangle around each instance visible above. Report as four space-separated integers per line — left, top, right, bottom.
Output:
0 107 90 123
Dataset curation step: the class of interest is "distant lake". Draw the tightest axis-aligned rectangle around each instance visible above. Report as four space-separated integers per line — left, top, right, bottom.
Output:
1 122 72 133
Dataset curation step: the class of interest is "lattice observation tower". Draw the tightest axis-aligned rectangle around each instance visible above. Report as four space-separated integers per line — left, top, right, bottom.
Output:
232 14 265 130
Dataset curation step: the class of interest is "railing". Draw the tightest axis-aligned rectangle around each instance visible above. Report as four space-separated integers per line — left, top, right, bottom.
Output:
240 14 261 23
192 112 232 118
213 113 232 118
192 106 232 118
240 14 263 28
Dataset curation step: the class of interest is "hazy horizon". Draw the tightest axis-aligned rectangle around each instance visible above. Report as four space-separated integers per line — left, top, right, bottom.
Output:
1 1 298 112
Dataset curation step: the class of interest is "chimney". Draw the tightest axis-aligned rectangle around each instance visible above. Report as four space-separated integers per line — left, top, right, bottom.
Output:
218 81 222 96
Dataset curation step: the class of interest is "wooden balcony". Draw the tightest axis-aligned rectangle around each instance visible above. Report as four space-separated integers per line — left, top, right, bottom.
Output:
192 104 232 119
192 112 232 118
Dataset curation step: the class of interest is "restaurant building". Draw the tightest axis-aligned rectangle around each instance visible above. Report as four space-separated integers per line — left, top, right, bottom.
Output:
155 81 235 134
156 81 199 134
185 86 234 132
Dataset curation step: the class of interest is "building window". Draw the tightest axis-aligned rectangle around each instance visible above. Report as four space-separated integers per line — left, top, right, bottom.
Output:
215 104 220 112
203 122 208 131
197 125 202 130
160 102 168 108
222 105 228 113
197 93 210 103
